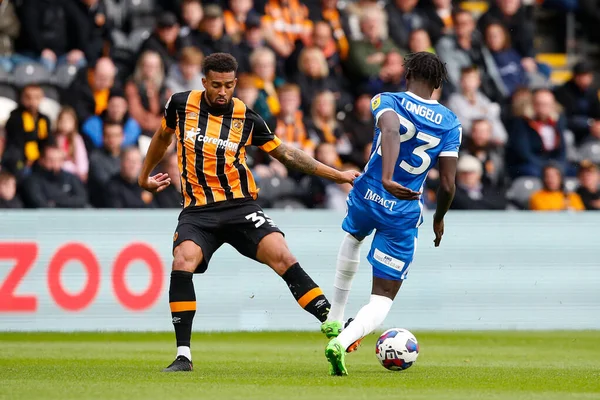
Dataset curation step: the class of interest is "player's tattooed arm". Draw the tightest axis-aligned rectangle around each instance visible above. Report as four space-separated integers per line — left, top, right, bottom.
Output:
268 143 359 184
138 124 174 193
378 111 420 200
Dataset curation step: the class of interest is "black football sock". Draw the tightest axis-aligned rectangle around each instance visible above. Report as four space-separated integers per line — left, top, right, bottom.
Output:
169 271 196 353
281 263 330 322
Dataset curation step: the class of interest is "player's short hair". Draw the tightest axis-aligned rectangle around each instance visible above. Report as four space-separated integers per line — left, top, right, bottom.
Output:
403 52 448 90
202 53 238 76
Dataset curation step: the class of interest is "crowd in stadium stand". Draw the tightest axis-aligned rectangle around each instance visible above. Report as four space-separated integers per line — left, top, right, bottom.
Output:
0 0 599 211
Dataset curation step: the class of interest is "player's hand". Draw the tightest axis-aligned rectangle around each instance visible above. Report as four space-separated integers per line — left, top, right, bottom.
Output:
433 216 444 247
382 180 421 200
138 173 171 193
336 170 361 185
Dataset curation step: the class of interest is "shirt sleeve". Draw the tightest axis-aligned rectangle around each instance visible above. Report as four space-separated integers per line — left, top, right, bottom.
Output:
439 124 462 158
371 93 398 126
248 108 282 152
161 91 188 133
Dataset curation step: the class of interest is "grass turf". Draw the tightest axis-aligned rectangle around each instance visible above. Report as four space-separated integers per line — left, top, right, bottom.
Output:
1 331 599 400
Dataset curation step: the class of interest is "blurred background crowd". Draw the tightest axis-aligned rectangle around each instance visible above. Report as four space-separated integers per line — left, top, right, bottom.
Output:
0 0 599 211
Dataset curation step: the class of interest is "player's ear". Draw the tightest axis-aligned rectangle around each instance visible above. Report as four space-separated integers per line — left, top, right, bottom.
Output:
202 77 207 88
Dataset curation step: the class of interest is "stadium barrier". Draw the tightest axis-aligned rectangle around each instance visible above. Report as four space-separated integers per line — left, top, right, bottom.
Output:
0 210 599 331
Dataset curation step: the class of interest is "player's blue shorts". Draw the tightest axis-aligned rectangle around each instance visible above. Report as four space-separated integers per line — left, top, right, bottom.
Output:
341 189 420 281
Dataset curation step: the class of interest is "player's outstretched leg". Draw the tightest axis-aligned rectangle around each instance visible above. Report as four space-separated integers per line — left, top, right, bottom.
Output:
322 234 363 338
257 233 331 323
163 241 203 372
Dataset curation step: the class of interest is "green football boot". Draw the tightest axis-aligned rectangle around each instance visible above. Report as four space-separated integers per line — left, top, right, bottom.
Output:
325 338 348 376
320 320 343 338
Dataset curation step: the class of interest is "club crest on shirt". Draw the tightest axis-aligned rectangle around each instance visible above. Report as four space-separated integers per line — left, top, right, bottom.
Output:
371 94 381 110
232 119 244 133
173 231 179 242
187 112 198 120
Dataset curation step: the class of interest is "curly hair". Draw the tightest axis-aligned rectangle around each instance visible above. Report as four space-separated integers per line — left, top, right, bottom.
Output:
202 52 238 76
403 52 448 90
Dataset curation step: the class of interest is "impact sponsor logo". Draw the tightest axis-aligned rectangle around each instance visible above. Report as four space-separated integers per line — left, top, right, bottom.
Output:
185 128 239 151
364 188 397 211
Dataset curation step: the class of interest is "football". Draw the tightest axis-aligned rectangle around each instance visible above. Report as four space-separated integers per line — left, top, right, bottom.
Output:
375 328 420 371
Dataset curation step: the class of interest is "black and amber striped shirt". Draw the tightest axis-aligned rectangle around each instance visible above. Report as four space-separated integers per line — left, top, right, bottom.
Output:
162 90 282 209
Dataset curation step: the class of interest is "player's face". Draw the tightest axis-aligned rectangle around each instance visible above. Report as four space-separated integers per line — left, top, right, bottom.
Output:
203 71 237 108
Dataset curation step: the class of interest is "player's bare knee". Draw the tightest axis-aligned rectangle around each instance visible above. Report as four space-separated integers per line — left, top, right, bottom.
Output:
172 242 203 273
270 250 297 275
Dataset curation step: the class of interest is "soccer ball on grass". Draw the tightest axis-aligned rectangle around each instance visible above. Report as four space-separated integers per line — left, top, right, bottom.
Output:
375 328 419 371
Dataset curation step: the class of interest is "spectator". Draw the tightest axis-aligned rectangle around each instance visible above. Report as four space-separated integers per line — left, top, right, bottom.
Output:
575 160 600 210
3 85 50 176
235 73 260 110
461 119 505 188
506 89 569 178
554 61 600 145
529 163 584 211
274 84 314 155
311 21 344 79
342 93 375 169
154 151 182 208
250 47 284 124
365 51 406 95
436 9 507 101
53 107 88 182
450 154 506 210
223 0 261 45
21 142 88 208
0 170 22 208
261 0 312 58
478 0 535 60
166 47 205 94
385 0 431 51
189 5 237 57
346 6 398 81
484 22 529 97
236 13 265 74
179 0 204 40
0 0 20 72
81 88 141 150
301 142 351 209
138 12 182 73
69 0 112 66
422 0 454 44
408 29 435 54
67 57 117 124
447 66 508 144
105 146 154 208
295 46 348 113
14 0 86 71
318 0 350 62
125 50 171 136
88 122 124 207
306 90 351 161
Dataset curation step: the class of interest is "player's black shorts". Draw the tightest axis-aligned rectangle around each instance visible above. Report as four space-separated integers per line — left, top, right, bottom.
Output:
172 198 284 273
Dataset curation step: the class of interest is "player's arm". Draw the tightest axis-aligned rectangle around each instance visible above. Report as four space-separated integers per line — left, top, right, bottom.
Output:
378 110 420 200
268 143 358 184
248 109 359 184
433 125 461 247
138 94 179 193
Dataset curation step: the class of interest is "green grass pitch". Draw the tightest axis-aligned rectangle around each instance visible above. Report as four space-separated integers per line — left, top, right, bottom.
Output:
1 331 599 400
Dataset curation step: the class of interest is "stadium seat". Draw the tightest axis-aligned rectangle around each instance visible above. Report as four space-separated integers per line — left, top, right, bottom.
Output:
564 129 581 163
40 84 61 102
564 177 579 192
39 97 61 126
128 28 152 52
12 62 52 87
0 67 13 84
53 64 79 88
578 142 600 164
506 176 542 209
111 29 129 50
0 83 18 101
0 96 18 126
128 0 155 14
